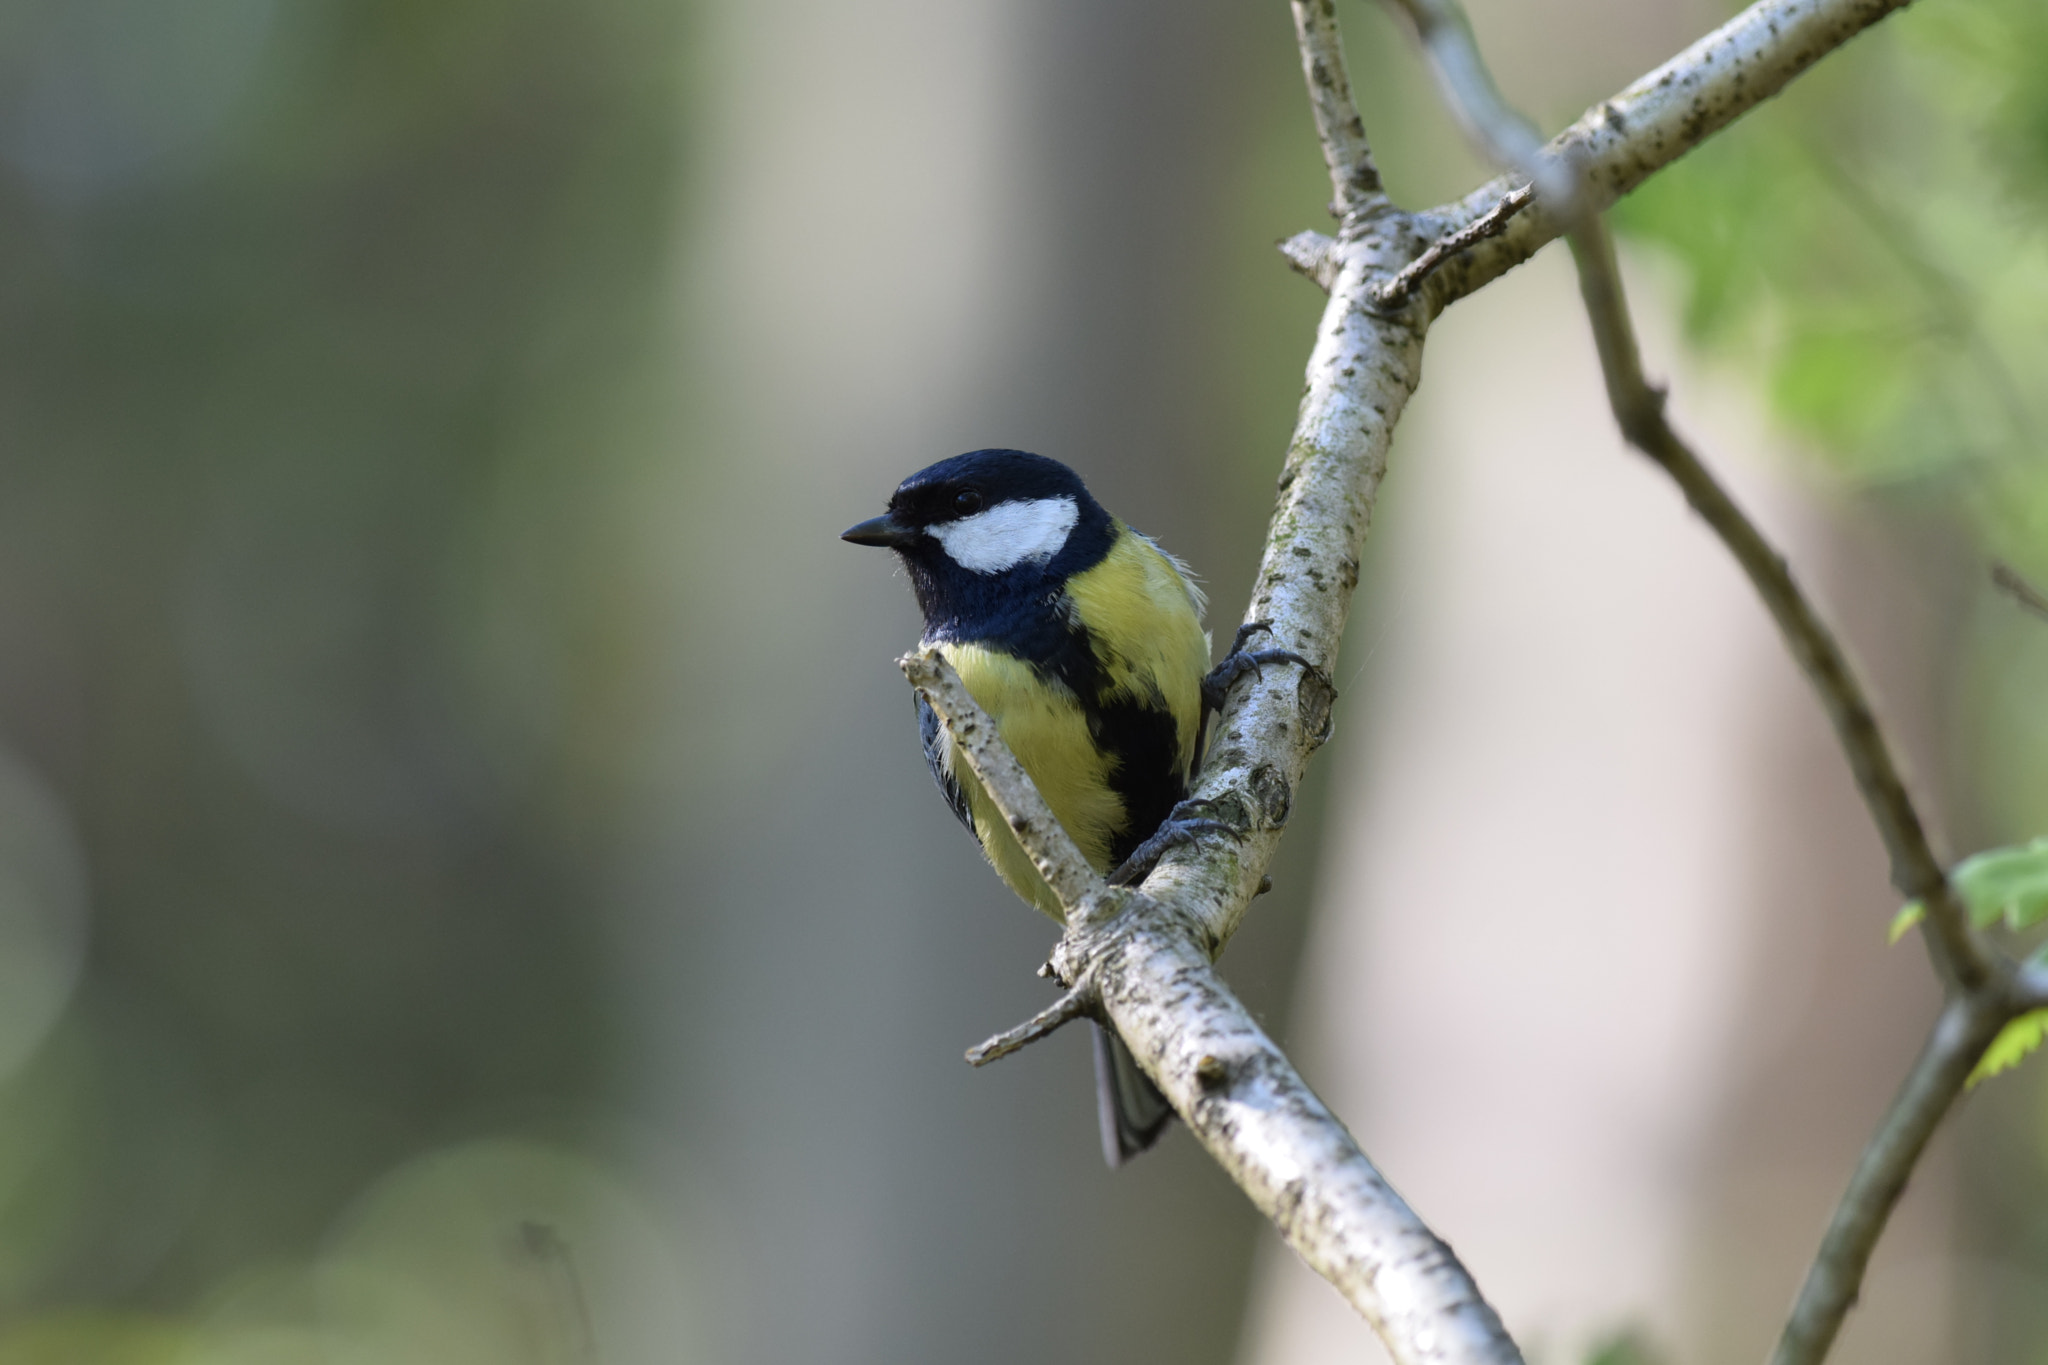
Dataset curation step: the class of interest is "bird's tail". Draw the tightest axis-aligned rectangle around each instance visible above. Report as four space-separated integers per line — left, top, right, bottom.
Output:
1092 1022 1174 1166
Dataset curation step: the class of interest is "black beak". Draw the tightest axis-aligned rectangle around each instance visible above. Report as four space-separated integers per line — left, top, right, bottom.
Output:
841 513 919 549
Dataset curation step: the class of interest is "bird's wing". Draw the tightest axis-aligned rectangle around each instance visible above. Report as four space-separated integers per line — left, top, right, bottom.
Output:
917 691 978 841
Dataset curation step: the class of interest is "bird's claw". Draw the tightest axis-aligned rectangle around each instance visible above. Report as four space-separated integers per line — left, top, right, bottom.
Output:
1200 621 1321 713
1107 801 1235 887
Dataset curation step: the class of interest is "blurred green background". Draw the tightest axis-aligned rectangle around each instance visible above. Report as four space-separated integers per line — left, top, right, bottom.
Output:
0 0 2039 1361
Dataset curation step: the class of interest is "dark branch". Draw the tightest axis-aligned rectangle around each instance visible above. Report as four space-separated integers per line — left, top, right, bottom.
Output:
1768 993 2018 1365
1567 218 1989 995
1994 561 2048 622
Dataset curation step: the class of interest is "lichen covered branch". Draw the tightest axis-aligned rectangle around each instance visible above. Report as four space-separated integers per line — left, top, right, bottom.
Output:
1373 184 1531 307
1430 0 1920 306
1090 912 1525 1365
965 989 1095 1066
1290 0 1389 224
900 650 1106 923
908 632 1527 1365
895 1 1964 1360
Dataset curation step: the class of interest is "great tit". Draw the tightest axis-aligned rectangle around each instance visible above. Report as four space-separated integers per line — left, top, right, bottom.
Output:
843 449 1296 1164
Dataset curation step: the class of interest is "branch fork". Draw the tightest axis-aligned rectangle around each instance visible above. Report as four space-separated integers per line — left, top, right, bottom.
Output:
1381 5 2008 1361
895 1 1974 1361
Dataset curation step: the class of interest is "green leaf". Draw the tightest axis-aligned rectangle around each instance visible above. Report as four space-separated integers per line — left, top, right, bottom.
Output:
1951 837 2048 930
1584 1329 1663 1365
1889 901 1927 944
1969 1009 2048 1086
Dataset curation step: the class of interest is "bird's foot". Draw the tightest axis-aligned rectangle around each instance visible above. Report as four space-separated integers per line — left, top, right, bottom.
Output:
1107 800 1235 887
1201 621 1320 713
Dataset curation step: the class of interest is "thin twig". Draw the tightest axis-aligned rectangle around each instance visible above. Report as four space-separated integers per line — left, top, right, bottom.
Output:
1768 993 2016 1365
1566 219 1988 994
1373 184 1532 307
1381 10 2010 1356
1380 0 1576 214
1290 0 1389 227
1381 0 1982 988
1994 561 2048 622
1280 229 1341 292
900 649 1105 922
966 989 1094 1066
512 1223 602 1365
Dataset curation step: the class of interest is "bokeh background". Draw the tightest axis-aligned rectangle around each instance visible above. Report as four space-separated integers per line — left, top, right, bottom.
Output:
0 0 2042 1362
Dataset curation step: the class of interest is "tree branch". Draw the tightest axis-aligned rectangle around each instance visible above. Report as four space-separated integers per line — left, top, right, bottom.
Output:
900 650 1107 924
965 988 1094 1066
1377 0 1982 989
1994 561 2048 622
897 1 1972 1359
1425 0 1922 308
906 652 1526 1365
1371 7 2021 1360
1768 992 2017 1365
1566 220 1989 995
1290 0 1390 227
1373 184 1532 308
1280 228 1341 292
1379 0 1577 214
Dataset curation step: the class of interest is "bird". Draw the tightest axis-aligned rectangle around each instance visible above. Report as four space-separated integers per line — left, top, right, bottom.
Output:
842 448 1305 1164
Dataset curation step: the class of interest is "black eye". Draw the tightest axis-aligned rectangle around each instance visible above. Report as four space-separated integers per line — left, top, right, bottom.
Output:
953 489 984 515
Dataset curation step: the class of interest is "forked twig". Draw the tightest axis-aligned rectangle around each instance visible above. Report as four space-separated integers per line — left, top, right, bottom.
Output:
1376 3 2013 1361
882 1 1983 1359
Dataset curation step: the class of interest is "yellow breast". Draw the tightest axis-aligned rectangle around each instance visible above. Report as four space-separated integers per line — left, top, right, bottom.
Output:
934 525 1210 923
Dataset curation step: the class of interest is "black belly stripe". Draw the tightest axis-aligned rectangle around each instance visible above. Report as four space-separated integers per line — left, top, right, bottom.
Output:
1089 696 1186 867
1029 613 1188 869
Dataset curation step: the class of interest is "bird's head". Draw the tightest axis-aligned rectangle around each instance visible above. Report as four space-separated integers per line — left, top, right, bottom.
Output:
842 449 1113 635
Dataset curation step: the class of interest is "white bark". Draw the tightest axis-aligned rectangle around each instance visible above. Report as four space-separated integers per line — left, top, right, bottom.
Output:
898 0 1997 1361
1432 0 1920 305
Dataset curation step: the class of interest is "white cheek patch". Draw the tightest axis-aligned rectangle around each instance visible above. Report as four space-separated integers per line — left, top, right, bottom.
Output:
931 496 1079 574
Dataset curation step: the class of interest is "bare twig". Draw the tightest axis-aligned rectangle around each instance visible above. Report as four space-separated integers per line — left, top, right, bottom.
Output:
1571 208 2022 1365
900 650 1106 923
1380 0 1982 987
1375 8 2014 1358
1290 0 1389 227
1428 0 1923 308
1280 228 1341 292
511 1223 602 1365
1374 184 1532 307
966 988 1094 1066
1994 561 2048 622
1769 993 2017 1365
1380 0 1576 213
1566 219 1988 994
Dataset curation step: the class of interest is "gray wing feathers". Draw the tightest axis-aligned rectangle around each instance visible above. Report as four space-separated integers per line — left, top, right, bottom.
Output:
1093 1022 1174 1165
917 691 977 841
